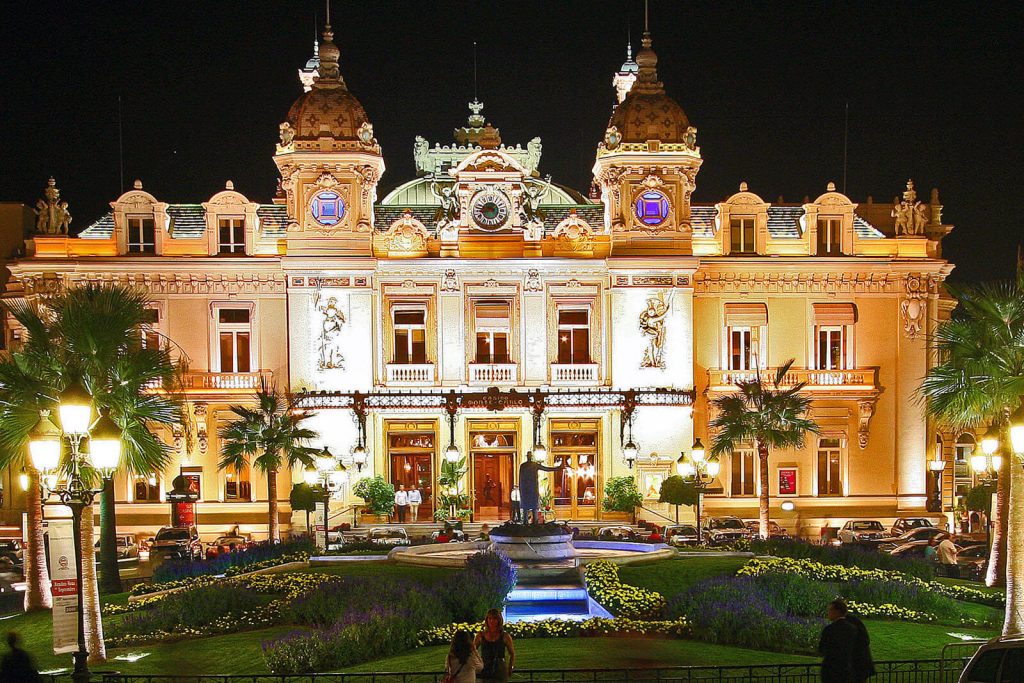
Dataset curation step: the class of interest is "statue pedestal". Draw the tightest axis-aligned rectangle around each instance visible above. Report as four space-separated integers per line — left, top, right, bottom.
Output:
490 531 574 563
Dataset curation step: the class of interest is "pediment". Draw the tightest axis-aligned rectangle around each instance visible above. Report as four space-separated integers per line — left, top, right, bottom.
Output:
452 149 528 176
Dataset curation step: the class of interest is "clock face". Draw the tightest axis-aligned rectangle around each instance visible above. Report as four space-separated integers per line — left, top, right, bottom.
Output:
471 190 511 230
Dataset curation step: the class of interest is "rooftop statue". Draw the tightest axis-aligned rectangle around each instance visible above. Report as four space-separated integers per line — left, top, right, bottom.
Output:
34 177 72 236
892 179 928 236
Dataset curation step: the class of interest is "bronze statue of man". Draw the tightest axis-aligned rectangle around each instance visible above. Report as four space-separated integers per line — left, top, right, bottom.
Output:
517 450 559 524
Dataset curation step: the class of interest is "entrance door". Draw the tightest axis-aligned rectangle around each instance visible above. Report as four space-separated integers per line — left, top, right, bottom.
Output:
550 422 599 520
469 422 517 520
386 422 436 522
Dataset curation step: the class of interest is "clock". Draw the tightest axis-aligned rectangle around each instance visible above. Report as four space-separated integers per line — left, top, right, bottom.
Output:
471 190 511 230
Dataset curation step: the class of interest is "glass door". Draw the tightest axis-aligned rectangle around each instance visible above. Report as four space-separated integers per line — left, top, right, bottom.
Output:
550 422 599 520
469 426 516 520
386 424 436 522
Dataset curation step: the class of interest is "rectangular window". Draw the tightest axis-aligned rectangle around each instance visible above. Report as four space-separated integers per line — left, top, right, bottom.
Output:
730 217 755 254
475 302 510 364
217 307 252 373
224 464 251 501
127 217 156 254
817 438 842 496
816 326 846 370
393 308 427 364
731 449 755 496
728 326 760 370
557 309 590 364
141 307 162 350
133 474 161 502
816 218 842 256
218 218 245 254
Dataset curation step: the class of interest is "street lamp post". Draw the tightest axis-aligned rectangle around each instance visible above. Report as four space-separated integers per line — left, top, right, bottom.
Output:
676 438 719 532
927 451 948 513
970 409 1024 552
28 382 122 683
304 446 347 551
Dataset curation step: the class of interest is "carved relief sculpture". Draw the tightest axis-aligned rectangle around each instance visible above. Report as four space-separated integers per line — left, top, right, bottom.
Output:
892 179 928 236
900 274 929 339
639 291 671 368
34 177 72 235
553 210 594 252
383 210 428 255
278 122 295 148
857 400 876 449
429 174 460 231
525 269 542 293
441 269 459 293
314 287 346 370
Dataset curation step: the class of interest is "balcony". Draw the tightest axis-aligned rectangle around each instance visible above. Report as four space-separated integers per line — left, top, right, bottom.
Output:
179 370 273 392
708 367 880 399
385 363 436 386
551 363 599 386
469 363 518 385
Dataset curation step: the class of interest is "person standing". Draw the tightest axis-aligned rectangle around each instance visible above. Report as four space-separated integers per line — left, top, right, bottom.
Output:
0 632 41 683
510 485 521 523
444 630 483 683
394 485 409 524
475 608 515 683
844 608 876 682
818 599 857 682
408 486 422 522
936 536 959 577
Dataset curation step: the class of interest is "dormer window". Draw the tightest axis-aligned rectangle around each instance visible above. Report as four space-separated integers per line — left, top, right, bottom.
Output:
218 218 245 254
127 217 156 254
816 218 843 256
730 217 755 255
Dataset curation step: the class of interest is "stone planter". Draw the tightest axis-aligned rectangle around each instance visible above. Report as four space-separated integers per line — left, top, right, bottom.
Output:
489 531 575 562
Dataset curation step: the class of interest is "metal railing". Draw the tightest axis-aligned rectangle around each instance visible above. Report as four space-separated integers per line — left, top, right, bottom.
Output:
39 658 968 683
179 370 274 391
708 367 879 394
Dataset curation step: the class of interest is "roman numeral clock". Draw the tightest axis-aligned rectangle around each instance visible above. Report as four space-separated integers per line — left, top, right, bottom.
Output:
470 189 511 230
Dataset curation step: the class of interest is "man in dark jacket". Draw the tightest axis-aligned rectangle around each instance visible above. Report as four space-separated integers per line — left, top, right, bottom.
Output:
845 609 876 681
819 599 858 682
0 631 41 683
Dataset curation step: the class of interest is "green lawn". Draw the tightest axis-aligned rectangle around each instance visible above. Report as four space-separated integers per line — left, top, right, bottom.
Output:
618 556 750 595
295 560 455 582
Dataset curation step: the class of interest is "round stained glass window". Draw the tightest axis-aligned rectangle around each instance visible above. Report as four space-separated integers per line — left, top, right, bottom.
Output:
310 190 346 226
634 190 670 227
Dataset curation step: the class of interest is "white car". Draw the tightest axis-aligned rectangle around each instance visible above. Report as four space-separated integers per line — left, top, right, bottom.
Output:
366 527 410 546
958 634 1024 682
837 520 887 546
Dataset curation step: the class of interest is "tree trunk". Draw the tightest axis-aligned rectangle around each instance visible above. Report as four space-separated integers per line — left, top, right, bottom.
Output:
987 459 1009 587
98 477 121 594
80 502 105 664
24 467 52 611
1004 455 1024 635
267 468 279 542
757 441 770 539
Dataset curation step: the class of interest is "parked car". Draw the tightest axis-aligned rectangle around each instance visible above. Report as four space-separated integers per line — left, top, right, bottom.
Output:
430 528 466 542
743 520 791 539
887 541 932 560
0 539 23 566
205 534 252 559
149 526 203 561
958 634 1024 682
877 527 949 552
837 520 887 546
598 526 638 541
702 517 752 546
367 527 410 546
663 524 700 547
956 544 989 581
94 534 139 560
890 517 934 536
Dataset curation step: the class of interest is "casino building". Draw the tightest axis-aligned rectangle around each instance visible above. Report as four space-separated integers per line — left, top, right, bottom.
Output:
2 22 958 539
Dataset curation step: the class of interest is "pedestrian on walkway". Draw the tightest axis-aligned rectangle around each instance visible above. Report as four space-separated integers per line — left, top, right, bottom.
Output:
0 632 41 683
394 485 409 523
936 536 959 577
408 486 422 522
444 630 483 683
818 598 858 682
510 486 521 523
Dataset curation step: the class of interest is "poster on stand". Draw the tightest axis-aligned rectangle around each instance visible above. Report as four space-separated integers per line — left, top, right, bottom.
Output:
314 501 326 550
48 519 79 654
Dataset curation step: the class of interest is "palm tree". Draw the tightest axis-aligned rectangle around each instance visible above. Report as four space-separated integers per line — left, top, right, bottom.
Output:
0 284 181 658
920 275 1024 632
708 360 819 539
218 380 318 541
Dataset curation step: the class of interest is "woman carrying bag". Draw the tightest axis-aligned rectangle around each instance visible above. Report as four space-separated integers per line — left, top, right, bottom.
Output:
474 609 515 683
444 631 483 683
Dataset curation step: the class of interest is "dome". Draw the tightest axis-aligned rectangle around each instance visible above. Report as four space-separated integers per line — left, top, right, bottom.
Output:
606 33 692 145
283 26 377 150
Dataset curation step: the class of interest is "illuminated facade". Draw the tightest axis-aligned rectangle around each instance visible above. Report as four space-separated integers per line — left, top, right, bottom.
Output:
3 24 957 538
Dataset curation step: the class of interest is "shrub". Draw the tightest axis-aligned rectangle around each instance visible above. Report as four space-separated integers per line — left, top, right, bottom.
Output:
584 560 665 619
417 617 691 646
353 475 396 516
744 538 936 580
602 476 643 516
111 584 269 637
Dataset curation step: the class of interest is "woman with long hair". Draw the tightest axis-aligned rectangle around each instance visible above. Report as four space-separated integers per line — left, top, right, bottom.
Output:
445 630 482 683
474 608 515 683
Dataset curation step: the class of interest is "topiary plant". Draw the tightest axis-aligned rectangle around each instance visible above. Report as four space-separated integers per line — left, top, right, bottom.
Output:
353 475 396 517
602 476 643 522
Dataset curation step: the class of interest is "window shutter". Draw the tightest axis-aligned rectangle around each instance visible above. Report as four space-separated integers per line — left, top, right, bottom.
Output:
724 303 767 327
813 303 856 326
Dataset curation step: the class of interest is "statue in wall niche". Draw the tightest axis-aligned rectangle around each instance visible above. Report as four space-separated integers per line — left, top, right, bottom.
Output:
34 177 72 235
639 291 671 369
315 292 346 370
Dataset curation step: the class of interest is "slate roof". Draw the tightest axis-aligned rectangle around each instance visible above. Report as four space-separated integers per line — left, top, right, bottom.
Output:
167 205 205 238
80 213 114 239
690 205 717 238
257 204 289 237
372 204 604 235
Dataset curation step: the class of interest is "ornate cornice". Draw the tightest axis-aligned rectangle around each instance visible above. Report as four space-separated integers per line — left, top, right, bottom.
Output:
694 261 953 294
8 264 286 296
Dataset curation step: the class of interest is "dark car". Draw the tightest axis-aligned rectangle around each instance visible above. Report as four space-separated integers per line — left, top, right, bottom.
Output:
664 525 700 547
702 517 752 546
878 527 949 552
205 534 252 559
890 517 934 536
743 520 791 539
887 541 932 559
150 526 203 561
956 544 989 581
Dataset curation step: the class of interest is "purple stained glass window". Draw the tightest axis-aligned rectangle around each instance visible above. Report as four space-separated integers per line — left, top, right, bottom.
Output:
311 191 345 226
634 190 670 226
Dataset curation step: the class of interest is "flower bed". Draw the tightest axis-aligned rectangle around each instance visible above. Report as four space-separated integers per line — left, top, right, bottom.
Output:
151 538 314 583
584 560 665 619
415 616 691 646
740 538 937 579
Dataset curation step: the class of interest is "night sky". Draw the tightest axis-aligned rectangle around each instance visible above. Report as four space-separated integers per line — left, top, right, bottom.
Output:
2 2 1020 282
